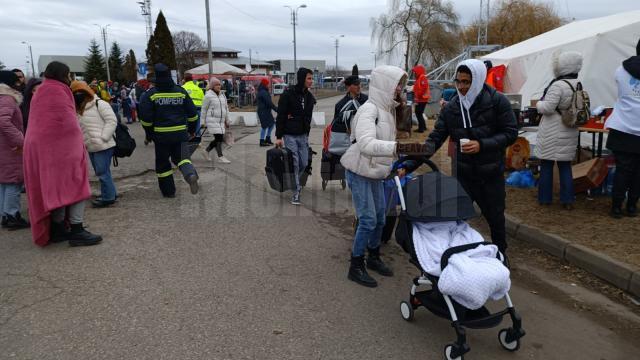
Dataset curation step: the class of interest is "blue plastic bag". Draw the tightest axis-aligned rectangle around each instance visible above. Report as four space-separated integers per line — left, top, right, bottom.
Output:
506 169 535 188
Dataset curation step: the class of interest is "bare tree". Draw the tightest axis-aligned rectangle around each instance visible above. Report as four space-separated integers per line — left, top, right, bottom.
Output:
371 0 461 72
463 0 564 47
173 31 206 76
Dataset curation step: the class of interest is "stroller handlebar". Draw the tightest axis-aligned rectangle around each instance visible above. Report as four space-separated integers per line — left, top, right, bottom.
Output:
395 156 439 173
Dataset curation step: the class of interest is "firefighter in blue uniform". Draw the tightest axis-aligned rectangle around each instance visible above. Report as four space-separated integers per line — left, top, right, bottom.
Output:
139 63 200 197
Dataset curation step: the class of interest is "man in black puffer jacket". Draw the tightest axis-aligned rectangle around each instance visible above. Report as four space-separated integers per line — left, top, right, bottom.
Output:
425 59 517 253
275 67 316 205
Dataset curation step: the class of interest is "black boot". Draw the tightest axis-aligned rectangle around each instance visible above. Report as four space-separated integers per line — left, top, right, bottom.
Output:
4 212 30 230
50 221 70 243
265 136 273 145
68 223 102 247
627 198 638 217
367 247 394 277
610 198 624 219
348 256 377 288
259 139 268 147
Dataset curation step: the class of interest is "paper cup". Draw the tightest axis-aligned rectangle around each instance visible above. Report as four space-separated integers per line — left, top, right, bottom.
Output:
460 138 470 152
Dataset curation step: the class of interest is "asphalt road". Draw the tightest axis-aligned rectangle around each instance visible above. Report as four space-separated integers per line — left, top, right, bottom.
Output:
1 96 639 359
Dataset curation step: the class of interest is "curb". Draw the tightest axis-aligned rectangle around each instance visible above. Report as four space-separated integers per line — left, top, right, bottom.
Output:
507 215 640 298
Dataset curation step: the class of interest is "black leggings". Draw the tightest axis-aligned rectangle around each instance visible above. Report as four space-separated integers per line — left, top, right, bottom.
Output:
206 134 224 157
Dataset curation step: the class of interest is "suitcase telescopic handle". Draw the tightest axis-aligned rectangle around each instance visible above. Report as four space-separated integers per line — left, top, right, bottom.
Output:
394 176 407 212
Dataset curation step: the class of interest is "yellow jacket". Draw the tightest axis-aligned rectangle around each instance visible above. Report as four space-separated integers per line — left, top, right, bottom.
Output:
182 81 204 107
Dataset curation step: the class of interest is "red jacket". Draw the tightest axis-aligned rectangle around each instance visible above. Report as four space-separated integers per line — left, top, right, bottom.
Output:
0 85 24 183
412 64 431 103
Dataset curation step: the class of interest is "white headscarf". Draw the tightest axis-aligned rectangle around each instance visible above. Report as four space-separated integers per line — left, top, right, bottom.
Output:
456 59 487 128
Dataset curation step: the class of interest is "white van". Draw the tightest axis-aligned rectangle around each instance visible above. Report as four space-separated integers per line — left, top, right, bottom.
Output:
273 83 287 95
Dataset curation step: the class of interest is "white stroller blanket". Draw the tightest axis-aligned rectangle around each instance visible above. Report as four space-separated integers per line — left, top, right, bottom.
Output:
412 221 511 310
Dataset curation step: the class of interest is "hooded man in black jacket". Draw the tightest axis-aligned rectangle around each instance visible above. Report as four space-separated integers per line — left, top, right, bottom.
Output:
424 59 517 254
332 75 368 134
275 68 316 205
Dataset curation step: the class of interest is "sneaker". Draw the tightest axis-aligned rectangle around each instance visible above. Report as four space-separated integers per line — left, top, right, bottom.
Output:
4 213 30 230
291 192 301 205
218 156 231 164
91 199 115 208
186 174 199 195
200 146 212 161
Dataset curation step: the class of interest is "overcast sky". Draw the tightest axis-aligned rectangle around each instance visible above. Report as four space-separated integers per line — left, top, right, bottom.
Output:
2 0 639 75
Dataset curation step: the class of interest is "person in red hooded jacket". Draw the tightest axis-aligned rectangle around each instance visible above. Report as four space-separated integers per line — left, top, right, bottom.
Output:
412 64 431 132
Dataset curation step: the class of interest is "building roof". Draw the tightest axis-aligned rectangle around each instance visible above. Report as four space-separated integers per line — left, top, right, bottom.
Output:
38 55 87 74
196 46 241 54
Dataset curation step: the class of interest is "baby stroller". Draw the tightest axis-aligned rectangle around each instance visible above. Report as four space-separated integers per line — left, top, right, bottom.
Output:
393 158 525 360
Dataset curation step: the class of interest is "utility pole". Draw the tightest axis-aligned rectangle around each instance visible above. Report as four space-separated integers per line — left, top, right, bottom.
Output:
332 35 344 88
21 41 35 77
94 24 112 81
284 4 307 81
205 0 213 77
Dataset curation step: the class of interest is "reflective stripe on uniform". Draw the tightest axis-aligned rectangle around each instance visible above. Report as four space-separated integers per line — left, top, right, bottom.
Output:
178 159 192 167
154 125 187 132
140 120 153 127
187 115 198 122
150 93 186 100
157 169 174 178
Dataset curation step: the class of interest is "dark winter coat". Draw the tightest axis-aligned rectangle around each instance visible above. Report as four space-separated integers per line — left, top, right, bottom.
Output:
0 84 24 183
426 84 518 179
256 84 277 129
275 69 316 139
332 92 368 132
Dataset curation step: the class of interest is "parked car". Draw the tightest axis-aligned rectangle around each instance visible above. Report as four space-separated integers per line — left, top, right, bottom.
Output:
273 83 287 95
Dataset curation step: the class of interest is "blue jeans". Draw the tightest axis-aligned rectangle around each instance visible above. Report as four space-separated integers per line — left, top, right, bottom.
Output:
260 125 274 140
346 170 386 257
0 183 22 217
538 160 574 204
89 148 117 201
284 135 309 192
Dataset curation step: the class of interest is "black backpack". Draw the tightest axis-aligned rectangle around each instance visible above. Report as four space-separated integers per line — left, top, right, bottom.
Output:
96 100 136 166
113 122 136 159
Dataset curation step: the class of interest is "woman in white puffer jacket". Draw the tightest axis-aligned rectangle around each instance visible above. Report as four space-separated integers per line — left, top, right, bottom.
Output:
201 77 230 163
534 51 583 210
70 80 118 208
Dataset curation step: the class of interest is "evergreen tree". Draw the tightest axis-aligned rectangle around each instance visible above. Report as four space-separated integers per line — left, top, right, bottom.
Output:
145 34 156 67
151 11 176 69
109 41 124 83
84 38 107 82
352 64 359 76
123 49 138 83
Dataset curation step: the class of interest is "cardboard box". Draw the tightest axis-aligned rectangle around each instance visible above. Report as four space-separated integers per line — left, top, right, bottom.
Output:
553 157 608 194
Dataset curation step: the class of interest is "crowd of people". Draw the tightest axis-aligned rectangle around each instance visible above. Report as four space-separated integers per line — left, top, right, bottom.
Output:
1 39 638 286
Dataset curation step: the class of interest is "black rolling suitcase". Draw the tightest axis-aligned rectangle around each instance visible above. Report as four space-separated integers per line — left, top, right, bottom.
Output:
266 147 314 192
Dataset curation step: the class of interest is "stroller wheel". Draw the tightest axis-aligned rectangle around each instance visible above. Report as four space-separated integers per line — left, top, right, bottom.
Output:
444 344 464 360
498 328 521 352
341 179 347 189
400 301 414 322
322 180 327 191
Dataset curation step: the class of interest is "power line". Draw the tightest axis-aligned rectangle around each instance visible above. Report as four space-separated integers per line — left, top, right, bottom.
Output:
218 0 289 29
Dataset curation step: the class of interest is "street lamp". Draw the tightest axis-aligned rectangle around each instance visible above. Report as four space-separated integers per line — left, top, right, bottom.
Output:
93 24 111 81
20 41 35 77
284 4 307 79
331 35 344 88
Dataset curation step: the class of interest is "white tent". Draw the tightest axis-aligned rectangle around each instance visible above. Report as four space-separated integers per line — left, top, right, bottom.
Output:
483 10 640 109
187 61 247 75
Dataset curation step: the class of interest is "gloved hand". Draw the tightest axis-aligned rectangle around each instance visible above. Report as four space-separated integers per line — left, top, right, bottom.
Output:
396 142 429 155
